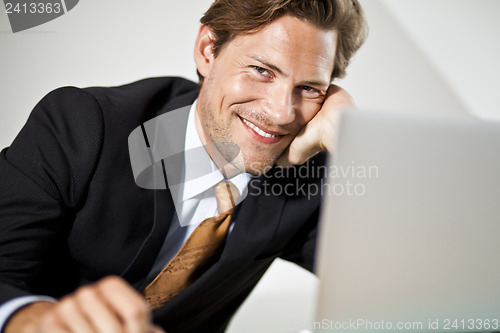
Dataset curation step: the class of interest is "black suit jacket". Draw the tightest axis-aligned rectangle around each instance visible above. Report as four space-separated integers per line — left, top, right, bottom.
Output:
0 77 326 332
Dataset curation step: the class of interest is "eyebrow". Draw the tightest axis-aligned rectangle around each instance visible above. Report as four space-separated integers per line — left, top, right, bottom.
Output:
248 55 286 77
248 54 330 89
301 80 330 90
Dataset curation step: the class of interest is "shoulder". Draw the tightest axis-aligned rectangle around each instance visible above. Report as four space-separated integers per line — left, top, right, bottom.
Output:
32 76 199 143
83 76 198 115
37 76 198 121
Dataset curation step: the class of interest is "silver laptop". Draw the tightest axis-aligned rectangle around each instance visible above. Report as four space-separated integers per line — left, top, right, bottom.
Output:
314 111 500 332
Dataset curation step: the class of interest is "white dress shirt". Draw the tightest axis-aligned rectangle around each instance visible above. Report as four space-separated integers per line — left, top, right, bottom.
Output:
0 100 251 331
140 100 250 288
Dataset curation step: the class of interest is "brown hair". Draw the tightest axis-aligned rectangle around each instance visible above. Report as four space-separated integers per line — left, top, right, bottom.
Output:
198 0 367 83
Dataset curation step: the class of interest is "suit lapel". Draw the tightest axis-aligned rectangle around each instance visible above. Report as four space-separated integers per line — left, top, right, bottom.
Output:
123 188 176 288
123 88 199 287
220 176 285 266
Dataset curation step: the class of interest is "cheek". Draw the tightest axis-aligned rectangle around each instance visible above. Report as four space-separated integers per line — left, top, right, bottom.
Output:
222 74 271 106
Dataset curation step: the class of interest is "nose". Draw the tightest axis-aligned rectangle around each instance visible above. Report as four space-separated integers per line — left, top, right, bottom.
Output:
262 83 295 126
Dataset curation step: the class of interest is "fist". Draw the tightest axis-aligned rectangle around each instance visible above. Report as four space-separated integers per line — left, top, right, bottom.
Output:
5 276 165 333
276 84 355 167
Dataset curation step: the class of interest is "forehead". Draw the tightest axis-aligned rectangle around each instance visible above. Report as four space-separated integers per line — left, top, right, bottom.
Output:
224 15 337 81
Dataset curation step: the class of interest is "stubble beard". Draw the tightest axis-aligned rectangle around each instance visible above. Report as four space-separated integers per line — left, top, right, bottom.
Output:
199 97 284 176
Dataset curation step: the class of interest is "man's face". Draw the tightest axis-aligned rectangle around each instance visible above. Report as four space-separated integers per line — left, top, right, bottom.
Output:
196 15 337 175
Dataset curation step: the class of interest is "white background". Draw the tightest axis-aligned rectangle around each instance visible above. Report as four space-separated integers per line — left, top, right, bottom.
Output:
1 1 499 332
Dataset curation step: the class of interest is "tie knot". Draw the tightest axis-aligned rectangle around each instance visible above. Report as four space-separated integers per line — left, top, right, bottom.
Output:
214 181 239 214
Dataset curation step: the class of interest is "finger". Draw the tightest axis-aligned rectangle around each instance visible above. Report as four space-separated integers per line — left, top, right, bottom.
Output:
150 325 166 333
75 285 123 333
96 276 151 333
324 84 355 107
276 129 319 167
275 148 293 168
54 295 94 333
276 145 312 168
39 309 71 333
276 147 309 167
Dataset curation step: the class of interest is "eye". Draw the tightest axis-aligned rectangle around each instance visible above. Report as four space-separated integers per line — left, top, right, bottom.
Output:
252 66 272 77
298 85 321 98
300 85 317 92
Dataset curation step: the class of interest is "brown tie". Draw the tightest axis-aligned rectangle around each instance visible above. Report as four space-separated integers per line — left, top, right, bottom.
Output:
142 181 239 310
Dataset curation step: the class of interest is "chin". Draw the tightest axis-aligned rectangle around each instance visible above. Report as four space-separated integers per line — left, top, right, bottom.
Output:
238 144 287 175
243 157 277 176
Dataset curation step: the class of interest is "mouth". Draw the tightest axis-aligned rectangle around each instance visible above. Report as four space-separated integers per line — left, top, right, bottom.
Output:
239 116 285 144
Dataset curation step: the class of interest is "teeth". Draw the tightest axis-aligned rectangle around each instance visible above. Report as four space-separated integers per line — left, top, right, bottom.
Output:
242 118 278 138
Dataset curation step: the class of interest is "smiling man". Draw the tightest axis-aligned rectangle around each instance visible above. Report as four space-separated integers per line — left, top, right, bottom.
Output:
0 1 367 332
196 14 337 175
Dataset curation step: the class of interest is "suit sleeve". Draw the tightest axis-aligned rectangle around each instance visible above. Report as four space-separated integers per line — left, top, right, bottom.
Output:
0 87 104 304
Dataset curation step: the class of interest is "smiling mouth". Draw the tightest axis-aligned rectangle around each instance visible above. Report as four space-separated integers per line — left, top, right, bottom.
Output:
240 117 281 138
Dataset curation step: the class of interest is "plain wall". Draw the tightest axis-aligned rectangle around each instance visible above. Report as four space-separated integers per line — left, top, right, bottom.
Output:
3 0 500 151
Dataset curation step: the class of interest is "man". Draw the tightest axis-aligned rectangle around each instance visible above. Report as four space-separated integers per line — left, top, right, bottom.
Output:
0 0 367 332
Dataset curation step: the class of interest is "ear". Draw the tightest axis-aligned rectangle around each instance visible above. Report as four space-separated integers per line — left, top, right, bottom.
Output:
194 25 216 80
